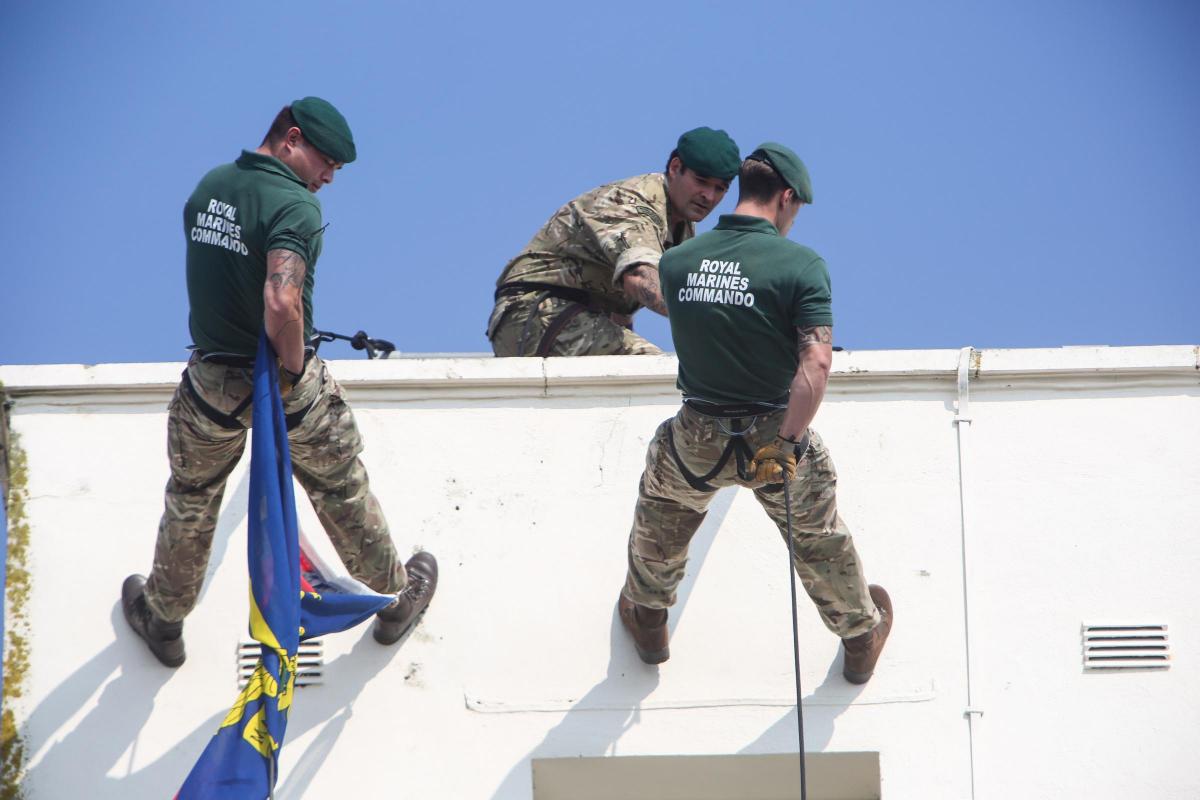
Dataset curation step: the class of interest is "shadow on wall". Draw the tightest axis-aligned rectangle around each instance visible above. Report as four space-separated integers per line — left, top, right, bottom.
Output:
486 485 866 800
738 658 865 758
20 465 397 798
275 633 405 799
23 605 210 796
486 603 663 800
489 489 738 800
22 603 400 798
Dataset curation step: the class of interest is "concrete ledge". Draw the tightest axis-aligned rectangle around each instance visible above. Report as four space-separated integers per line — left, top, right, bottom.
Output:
1 345 1195 398
975 345 1199 378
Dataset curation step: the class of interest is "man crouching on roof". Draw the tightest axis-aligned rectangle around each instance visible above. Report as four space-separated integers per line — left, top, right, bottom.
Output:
488 127 740 357
121 97 438 667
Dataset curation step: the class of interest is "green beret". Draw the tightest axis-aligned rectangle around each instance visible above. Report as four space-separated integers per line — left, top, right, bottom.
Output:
291 96 357 164
676 127 740 180
748 142 813 204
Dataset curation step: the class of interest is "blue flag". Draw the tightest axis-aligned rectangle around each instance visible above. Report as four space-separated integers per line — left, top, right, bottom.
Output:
177 333 393 799
298 531 395 641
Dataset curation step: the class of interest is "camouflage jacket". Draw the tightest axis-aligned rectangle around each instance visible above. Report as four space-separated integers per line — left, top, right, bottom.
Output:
495 173 694 314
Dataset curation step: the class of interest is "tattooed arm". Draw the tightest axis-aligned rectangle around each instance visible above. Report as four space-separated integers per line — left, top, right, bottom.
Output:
263 248 307 374
778 326 834 442
620 265 669 317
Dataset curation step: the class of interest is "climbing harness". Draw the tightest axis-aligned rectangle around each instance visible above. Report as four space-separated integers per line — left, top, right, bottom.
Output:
181 324 394 433
666 397 793 491
494 282 601 356
181 362 317 433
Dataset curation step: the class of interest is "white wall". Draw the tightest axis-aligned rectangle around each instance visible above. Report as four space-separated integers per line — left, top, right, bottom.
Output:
2 345 1197 799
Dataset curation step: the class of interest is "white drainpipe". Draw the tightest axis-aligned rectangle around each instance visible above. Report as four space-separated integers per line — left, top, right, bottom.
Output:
955 346 982 800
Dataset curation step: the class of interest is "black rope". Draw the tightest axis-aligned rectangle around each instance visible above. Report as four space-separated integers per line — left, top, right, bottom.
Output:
310 329 396 359
783 476 808 800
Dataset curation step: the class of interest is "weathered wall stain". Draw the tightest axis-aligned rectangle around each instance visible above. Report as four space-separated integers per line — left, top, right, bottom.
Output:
2 384 30 799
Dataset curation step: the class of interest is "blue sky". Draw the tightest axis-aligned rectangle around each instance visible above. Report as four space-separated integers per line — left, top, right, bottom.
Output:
1 1 1196 364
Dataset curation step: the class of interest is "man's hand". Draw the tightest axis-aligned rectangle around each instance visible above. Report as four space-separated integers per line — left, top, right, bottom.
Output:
609 312 634 330
749 436 802 483
278 361 302 399
620 265 668 317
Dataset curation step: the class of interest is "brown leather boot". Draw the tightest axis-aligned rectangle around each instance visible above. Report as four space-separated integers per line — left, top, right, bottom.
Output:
842 584 893 684
121 574 186 668
374 551 438 645
619 593 669 664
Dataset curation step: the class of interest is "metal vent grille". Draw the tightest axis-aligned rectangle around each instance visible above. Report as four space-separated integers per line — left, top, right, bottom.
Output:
238 640 325 688
1082 624 1169 670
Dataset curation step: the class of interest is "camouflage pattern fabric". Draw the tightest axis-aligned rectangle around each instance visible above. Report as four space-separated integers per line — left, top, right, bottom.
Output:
144 353 406 622
623 404 880 638
488 293 663 356
493 172 693 317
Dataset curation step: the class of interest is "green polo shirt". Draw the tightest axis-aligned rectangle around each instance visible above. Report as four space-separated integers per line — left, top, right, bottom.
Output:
184 150 324 356
661 214 833 403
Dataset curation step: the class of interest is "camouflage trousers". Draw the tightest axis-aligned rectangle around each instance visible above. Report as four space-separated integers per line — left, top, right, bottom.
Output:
623 404 880 638
144 353 406 623
488 292 662 356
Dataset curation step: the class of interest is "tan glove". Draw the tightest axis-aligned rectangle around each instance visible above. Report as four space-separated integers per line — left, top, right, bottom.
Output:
278 361 303 399
749 436 802 483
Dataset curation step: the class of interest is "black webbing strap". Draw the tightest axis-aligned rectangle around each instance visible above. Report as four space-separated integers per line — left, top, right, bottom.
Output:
181 369 317 432
495 281 591 306
682 396 788 418
534 302 589 357
731 420 757 482
181 370 252 431
665 417 757 492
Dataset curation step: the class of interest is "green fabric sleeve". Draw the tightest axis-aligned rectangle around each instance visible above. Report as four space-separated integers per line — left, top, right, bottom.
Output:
266 200 324 265
790 256 834 329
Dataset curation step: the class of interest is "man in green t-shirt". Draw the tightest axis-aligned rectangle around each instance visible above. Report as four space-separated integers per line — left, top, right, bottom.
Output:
121 98 438 667
487 127 740 357
618 143 893 684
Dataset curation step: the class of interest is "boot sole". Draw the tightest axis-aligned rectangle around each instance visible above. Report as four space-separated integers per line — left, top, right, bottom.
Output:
151 648 186 669
634 645 670 665
842 667 872 684
122 605 186 668
373 608 427 646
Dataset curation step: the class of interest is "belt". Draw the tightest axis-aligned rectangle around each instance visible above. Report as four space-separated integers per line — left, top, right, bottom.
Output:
494 281 592 306
683 395 788 418
194 349 315 369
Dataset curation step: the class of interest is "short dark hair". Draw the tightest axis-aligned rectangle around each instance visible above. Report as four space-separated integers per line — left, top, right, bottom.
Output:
736 156 788 204
261 105 298 148
665 149 710 180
